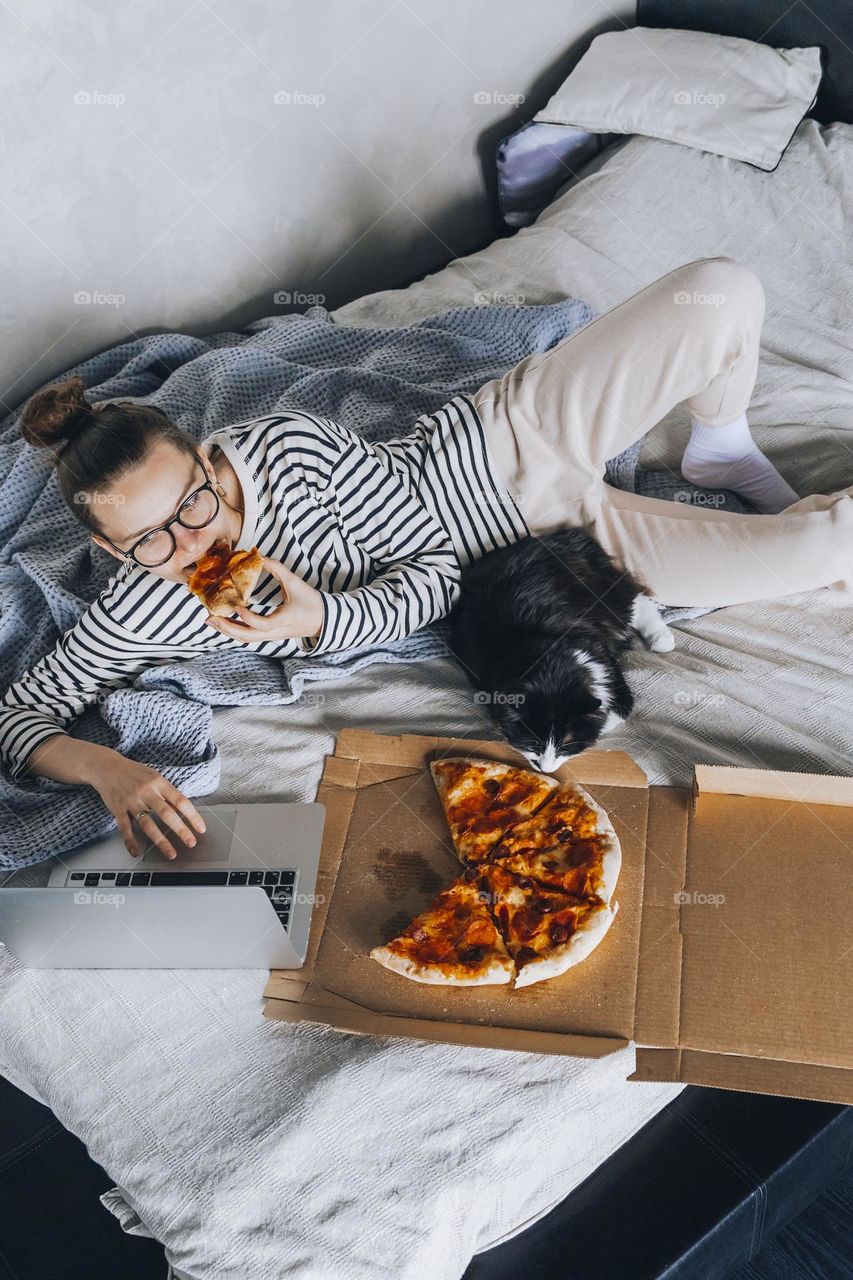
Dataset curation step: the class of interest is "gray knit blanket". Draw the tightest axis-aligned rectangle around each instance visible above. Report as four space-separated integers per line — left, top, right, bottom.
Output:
0 300 745 866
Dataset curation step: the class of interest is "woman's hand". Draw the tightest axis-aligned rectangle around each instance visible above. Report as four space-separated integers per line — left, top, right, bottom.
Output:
93 754 207 860
205 555 324 644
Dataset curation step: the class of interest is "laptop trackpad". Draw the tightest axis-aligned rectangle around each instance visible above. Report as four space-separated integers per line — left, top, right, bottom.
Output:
142 806 238 864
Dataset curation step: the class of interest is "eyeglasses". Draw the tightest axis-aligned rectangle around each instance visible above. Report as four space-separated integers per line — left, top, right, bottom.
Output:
100 457 221 568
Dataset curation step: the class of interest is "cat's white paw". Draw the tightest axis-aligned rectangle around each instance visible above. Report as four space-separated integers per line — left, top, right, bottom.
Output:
631 595 675 653
648 627 675 653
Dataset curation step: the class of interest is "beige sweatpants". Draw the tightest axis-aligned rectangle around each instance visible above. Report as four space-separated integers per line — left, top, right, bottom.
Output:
471 257 853 608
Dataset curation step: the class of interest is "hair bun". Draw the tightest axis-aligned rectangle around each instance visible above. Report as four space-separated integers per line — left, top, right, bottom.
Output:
19 374 96 451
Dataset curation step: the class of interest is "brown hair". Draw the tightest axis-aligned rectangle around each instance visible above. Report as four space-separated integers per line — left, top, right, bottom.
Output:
19 374 197 533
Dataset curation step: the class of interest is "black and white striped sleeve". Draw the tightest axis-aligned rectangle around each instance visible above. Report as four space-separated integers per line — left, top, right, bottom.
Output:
0 595 172 781
300 426 462 655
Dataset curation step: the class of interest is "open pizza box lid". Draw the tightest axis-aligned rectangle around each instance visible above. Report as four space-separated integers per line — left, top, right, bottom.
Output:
263 729 853 1104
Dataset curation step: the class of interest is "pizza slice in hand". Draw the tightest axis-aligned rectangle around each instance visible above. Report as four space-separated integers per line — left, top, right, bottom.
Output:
370 875 515 986
473 863 617 989
490 782 622 903
430 758 558 866
186 539 264 617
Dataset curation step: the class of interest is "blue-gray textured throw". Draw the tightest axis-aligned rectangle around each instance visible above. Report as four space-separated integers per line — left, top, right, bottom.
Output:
0 300 745 866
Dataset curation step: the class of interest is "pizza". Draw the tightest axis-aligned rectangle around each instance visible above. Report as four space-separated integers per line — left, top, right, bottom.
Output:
369 875 515 986
490 782 621 903
471 863 618 989
371 758 621 989
186 539 264 617
429 757 558 865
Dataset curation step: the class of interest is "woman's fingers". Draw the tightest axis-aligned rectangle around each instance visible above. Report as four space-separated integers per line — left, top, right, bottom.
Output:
165 786 207 835
260 555 294 593
151 801 200 854
133 811 178 861
129 790 204 861
207 607 295 639
233 604 283 631
205 613 257 639
117 778 204 860
117 815 140 858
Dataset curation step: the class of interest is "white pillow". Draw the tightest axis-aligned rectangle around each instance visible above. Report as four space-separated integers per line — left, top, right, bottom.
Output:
534 27 823 171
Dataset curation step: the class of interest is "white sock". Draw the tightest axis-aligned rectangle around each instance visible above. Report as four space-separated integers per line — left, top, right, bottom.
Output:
681 412 799 514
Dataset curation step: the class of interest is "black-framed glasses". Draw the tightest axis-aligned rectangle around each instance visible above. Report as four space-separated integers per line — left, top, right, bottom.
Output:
100 457 221 568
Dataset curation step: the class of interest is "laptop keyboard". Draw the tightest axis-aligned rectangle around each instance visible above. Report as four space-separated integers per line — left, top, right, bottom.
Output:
65 869 297 931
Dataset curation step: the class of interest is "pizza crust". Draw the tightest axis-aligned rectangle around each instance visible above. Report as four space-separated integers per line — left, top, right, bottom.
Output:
370 944 514 986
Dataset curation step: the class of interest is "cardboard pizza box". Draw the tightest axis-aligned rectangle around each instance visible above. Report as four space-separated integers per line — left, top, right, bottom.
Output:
262 729 853 1105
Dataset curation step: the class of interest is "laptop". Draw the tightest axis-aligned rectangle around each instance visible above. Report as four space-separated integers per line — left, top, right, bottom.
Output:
0 802 325 969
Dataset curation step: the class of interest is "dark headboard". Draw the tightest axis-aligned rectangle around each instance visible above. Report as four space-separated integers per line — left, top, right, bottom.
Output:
637 0 853 125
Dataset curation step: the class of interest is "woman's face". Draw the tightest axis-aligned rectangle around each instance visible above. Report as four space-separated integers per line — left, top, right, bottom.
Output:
89 439 234 583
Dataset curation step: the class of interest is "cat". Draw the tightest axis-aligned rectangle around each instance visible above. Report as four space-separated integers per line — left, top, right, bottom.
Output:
448 528 675 772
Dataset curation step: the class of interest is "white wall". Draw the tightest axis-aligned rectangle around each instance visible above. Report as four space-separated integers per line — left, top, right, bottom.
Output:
1 0 633 408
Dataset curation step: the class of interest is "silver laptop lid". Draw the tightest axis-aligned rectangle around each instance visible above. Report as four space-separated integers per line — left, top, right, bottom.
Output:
0 802 325 969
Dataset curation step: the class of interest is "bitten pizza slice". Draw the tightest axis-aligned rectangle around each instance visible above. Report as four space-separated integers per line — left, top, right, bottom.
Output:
430 757 558 866
370 875 515 986
186 538 264 617
490 782 621 904
473 863 618 989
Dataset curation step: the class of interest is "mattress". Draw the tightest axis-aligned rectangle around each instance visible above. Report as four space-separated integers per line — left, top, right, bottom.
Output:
2 116 852 1279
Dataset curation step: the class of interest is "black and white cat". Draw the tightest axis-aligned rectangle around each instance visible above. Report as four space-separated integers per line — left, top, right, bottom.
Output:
448 528 674 772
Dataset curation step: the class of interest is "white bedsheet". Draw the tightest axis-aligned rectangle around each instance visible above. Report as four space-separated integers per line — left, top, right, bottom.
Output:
3 116 852 1279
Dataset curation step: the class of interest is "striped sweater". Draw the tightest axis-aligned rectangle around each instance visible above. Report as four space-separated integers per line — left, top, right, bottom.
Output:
0 395 528 780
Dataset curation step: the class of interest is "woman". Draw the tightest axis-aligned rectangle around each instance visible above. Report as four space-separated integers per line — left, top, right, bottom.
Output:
3 256 851 860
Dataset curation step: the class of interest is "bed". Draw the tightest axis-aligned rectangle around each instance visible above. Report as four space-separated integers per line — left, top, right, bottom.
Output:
2 14 853 1280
